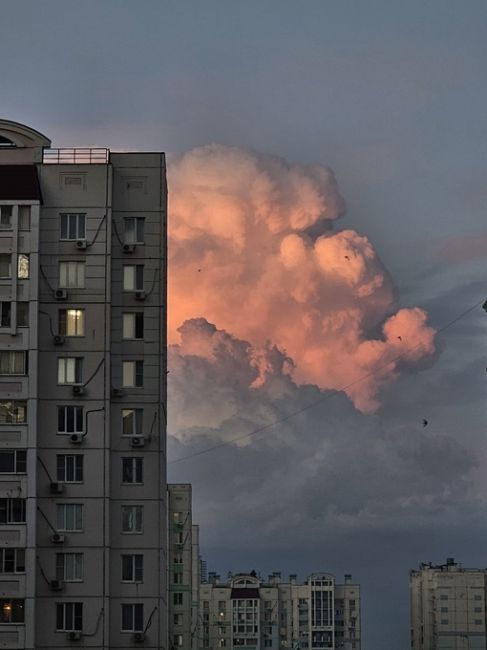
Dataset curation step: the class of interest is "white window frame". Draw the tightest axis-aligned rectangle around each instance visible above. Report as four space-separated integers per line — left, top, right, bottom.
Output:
60 213 86 241
59 261 85 289
59 309 85 337
123 217 145 244
122 360 143 388
122 312 144 339
57 357 82 385
123 264 144 291
122 408 143 436
121 505 143 534
56 455 83 483
56 553 83 582
56 504 83 532
121 603 144 632
0 351 27 375
121 554 144 583
56 602 83 631
121 457 143 485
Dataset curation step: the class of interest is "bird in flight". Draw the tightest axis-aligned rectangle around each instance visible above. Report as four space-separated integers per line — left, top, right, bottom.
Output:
422 419 428 427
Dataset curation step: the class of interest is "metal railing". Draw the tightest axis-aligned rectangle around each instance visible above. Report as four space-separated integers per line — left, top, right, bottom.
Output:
42 147 109 164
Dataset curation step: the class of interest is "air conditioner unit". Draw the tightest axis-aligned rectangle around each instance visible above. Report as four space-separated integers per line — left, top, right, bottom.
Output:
133 632 146 643
72 385 85 396
76 240 87 250
123 243 135 253
55 288 68 300
130 436 145 448
50 579 64 591
135 290 146 301
51 533 65 544
111 387 123 398
53 334 65 345
70 434 83 444
50 481 64 494
68 631 82 641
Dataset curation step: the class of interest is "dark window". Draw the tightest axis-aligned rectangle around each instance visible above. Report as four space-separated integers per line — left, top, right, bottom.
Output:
60 214 86 240
0 549 25 573
58 406 83 434
56 602 83 631
121 603 144 631
121 554 144 582
124 217 145 244
17 302 28 327
0 499 26 524
122 457 143 484
0 450 27 473
0 302 11 327
56 455 83 482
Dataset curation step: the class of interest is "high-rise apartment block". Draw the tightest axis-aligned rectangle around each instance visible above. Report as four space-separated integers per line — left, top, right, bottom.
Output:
198 571 360 649
410 558 487 650
0 119 167 649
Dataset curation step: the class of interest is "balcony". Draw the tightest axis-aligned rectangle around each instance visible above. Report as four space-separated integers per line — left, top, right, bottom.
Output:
42 148 109 164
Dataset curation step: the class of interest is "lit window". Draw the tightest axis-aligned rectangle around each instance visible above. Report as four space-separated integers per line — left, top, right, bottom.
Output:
122 312 144 339
121 505 143 533
60 214 86 240
0 351 26 375
0 206 12 229
122 408 143 436
58 357 82 384
0 450 26 473
56 553 83 581
0 400 27 424
17 254 29 279
123 265 144 291
122 458 143 484
122 360 143 387
56 504 83 531
57 406 83 434
56 455 83 482
121 554 144 582
0 254 11 278
0 599 24 623
121 603 144 632
124 217 145 244
56 602 83 631
59 261 85 288
59 309 85 336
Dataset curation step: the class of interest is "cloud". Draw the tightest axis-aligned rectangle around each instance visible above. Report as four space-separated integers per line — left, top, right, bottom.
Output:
168 145 436 412
168 319 479 546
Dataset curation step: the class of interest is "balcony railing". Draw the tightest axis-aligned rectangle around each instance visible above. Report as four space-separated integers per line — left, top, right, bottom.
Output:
42 148 109 164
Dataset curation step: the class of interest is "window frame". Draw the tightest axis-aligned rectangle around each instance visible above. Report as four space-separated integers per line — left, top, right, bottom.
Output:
121 554 144 583
0 400 27 424
59 309 85 337
57 357 83 385
122 360 144 388
0 254 11 279
56 602 83 632
0 450 27 474
121 603 144 632
0 548 25 573
122 312 144 340
121 457 143 485
56 503 83 532
121 408 143 436
56 552 83 582
59 261 85 289
123 217 145 244
0 351 27 376
60 213 86 241
56 455 83 483
121 505 143 534
122 264 144 291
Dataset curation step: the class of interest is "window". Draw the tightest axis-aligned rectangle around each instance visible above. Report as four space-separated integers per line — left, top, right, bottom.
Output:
56 504 83 531
59 261 85 288
173 634 184 647
60 213 86 241
173 613 183 626
0 599 24 623
0 400 27 424
475 607 483 613
0 254 11 278
124 217 145 244
0 450 27 473
56 553 83 581
58 406 83 434
122 313 144 339
173 572 183 585
58 357 82 384
121 603 144 632
0 548 25 573
173 553 183 565
0 499 26 523
122 361 143 387
173 593 183 606
474 595 483 601
56 455 83 482
0 302 10 327
121 554 143 582
121 505 143 533
219 641 227 648
439 595 448 600
122 458 143 484
56 602 83 631
17 254 29 279
59 309 85 337
123 265 144 291
0 206 12 229
0 351 27 375
122 409 143 436
17 302 28 327
18 206 30 231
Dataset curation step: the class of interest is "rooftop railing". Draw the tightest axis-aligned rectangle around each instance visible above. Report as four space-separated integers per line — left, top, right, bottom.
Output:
42 147 109 164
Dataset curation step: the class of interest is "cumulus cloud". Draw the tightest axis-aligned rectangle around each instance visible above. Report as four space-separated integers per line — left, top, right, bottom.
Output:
168 145 436 412
168 319 479 545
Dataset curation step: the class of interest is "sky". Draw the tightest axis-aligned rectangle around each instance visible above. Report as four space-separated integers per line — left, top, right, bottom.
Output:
2 1 487 647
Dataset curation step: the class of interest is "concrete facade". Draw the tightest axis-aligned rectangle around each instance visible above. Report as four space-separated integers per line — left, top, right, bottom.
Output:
198 572 360 650
0 120 167 649
410 558 487 650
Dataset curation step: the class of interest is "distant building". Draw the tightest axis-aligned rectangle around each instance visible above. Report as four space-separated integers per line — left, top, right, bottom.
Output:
167 483 201 650
198 571 360 649
410 558 487 650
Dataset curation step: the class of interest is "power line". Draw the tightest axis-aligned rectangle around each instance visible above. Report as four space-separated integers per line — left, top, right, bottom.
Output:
168 297 485 465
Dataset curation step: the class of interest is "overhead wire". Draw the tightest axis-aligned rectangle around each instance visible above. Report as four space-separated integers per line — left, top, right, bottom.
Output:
168 296 485 465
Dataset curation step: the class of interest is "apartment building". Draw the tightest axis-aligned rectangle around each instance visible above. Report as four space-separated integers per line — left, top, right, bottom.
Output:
410 558 487 650
167 484 202 650
0 119 167 649
198 571 360 650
